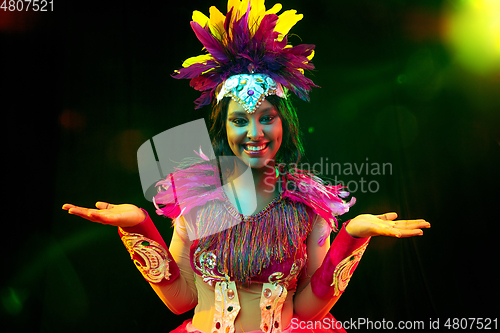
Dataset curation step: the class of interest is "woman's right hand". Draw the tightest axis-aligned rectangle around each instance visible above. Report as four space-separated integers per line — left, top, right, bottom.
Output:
62 202 146 228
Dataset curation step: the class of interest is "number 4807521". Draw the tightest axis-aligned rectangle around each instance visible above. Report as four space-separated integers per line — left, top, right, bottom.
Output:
1 0 54 11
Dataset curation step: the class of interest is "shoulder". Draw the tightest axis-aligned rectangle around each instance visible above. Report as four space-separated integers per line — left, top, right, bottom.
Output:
280 168 356 233
153 159 224 219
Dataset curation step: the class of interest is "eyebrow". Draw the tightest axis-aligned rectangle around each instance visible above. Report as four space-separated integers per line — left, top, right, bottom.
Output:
227 111 248 117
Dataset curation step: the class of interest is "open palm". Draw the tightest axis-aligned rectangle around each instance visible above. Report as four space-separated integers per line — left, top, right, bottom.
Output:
346 212 430 238
62 202 145 228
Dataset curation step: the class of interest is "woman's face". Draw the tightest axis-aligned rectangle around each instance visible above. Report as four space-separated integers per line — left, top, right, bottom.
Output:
226 99 283 169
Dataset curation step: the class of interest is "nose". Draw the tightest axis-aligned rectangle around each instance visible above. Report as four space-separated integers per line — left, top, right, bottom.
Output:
247 120 264 141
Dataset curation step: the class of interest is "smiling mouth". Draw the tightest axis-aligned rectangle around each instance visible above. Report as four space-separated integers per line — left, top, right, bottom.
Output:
243 142 269 152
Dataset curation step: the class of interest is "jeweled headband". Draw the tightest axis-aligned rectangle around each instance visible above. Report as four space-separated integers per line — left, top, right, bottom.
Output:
172 0 318 113
217 74 286 113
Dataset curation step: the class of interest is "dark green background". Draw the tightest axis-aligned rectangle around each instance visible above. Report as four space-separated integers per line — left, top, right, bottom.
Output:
2 0 499 332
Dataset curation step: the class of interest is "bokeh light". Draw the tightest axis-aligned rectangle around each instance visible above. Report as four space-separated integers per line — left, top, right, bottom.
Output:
443 0 500 75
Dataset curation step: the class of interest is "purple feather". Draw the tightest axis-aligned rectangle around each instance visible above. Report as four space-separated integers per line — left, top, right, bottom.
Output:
173 61 216 80
173 3 319 109
190 21 228 61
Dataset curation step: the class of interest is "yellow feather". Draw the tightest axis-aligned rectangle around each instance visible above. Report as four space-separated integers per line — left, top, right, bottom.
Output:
252 0 265 12
226 0 241 37
275 10 303 41
265 3 282 15
181 54 213 68
247 0 266 35
239 0 251 20
249 1 282 35
307 50 315 61
192 10 209 27
227 0 240 17
209 6 226 39
192 1 305 44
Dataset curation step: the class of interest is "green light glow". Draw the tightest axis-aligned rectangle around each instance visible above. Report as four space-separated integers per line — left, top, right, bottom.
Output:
444 0 500 75
1 288 24 315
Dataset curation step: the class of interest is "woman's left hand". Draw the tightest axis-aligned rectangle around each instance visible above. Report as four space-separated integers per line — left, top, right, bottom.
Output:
345 212 430 238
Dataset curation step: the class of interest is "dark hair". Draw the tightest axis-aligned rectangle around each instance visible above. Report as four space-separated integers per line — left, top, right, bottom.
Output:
208 95 305 167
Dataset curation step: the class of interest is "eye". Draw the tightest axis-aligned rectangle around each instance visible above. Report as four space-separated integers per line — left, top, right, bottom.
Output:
230 118 248 126
260 115 276 124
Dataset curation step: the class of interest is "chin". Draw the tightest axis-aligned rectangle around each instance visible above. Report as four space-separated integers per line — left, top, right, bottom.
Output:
230 155 276 174
246 158 274 170
240 148 277 170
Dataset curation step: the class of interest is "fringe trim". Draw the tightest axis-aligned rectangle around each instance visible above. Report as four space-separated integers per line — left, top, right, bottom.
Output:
193 196 311 285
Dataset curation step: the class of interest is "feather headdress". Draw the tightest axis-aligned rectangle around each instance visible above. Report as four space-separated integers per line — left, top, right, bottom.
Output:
173 0 318 110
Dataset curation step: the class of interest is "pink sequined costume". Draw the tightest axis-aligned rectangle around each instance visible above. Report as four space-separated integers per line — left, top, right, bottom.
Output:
118 161 370 333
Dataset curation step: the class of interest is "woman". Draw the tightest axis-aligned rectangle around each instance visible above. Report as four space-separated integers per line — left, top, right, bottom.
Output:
63 1 430 332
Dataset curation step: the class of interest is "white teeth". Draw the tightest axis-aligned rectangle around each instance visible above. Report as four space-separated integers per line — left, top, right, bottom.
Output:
245 144 266 151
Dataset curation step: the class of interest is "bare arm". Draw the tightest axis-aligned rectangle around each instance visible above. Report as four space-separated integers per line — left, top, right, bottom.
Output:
294 213 431 320
293 217 338 320
148 216 198 314
63 202 198 314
